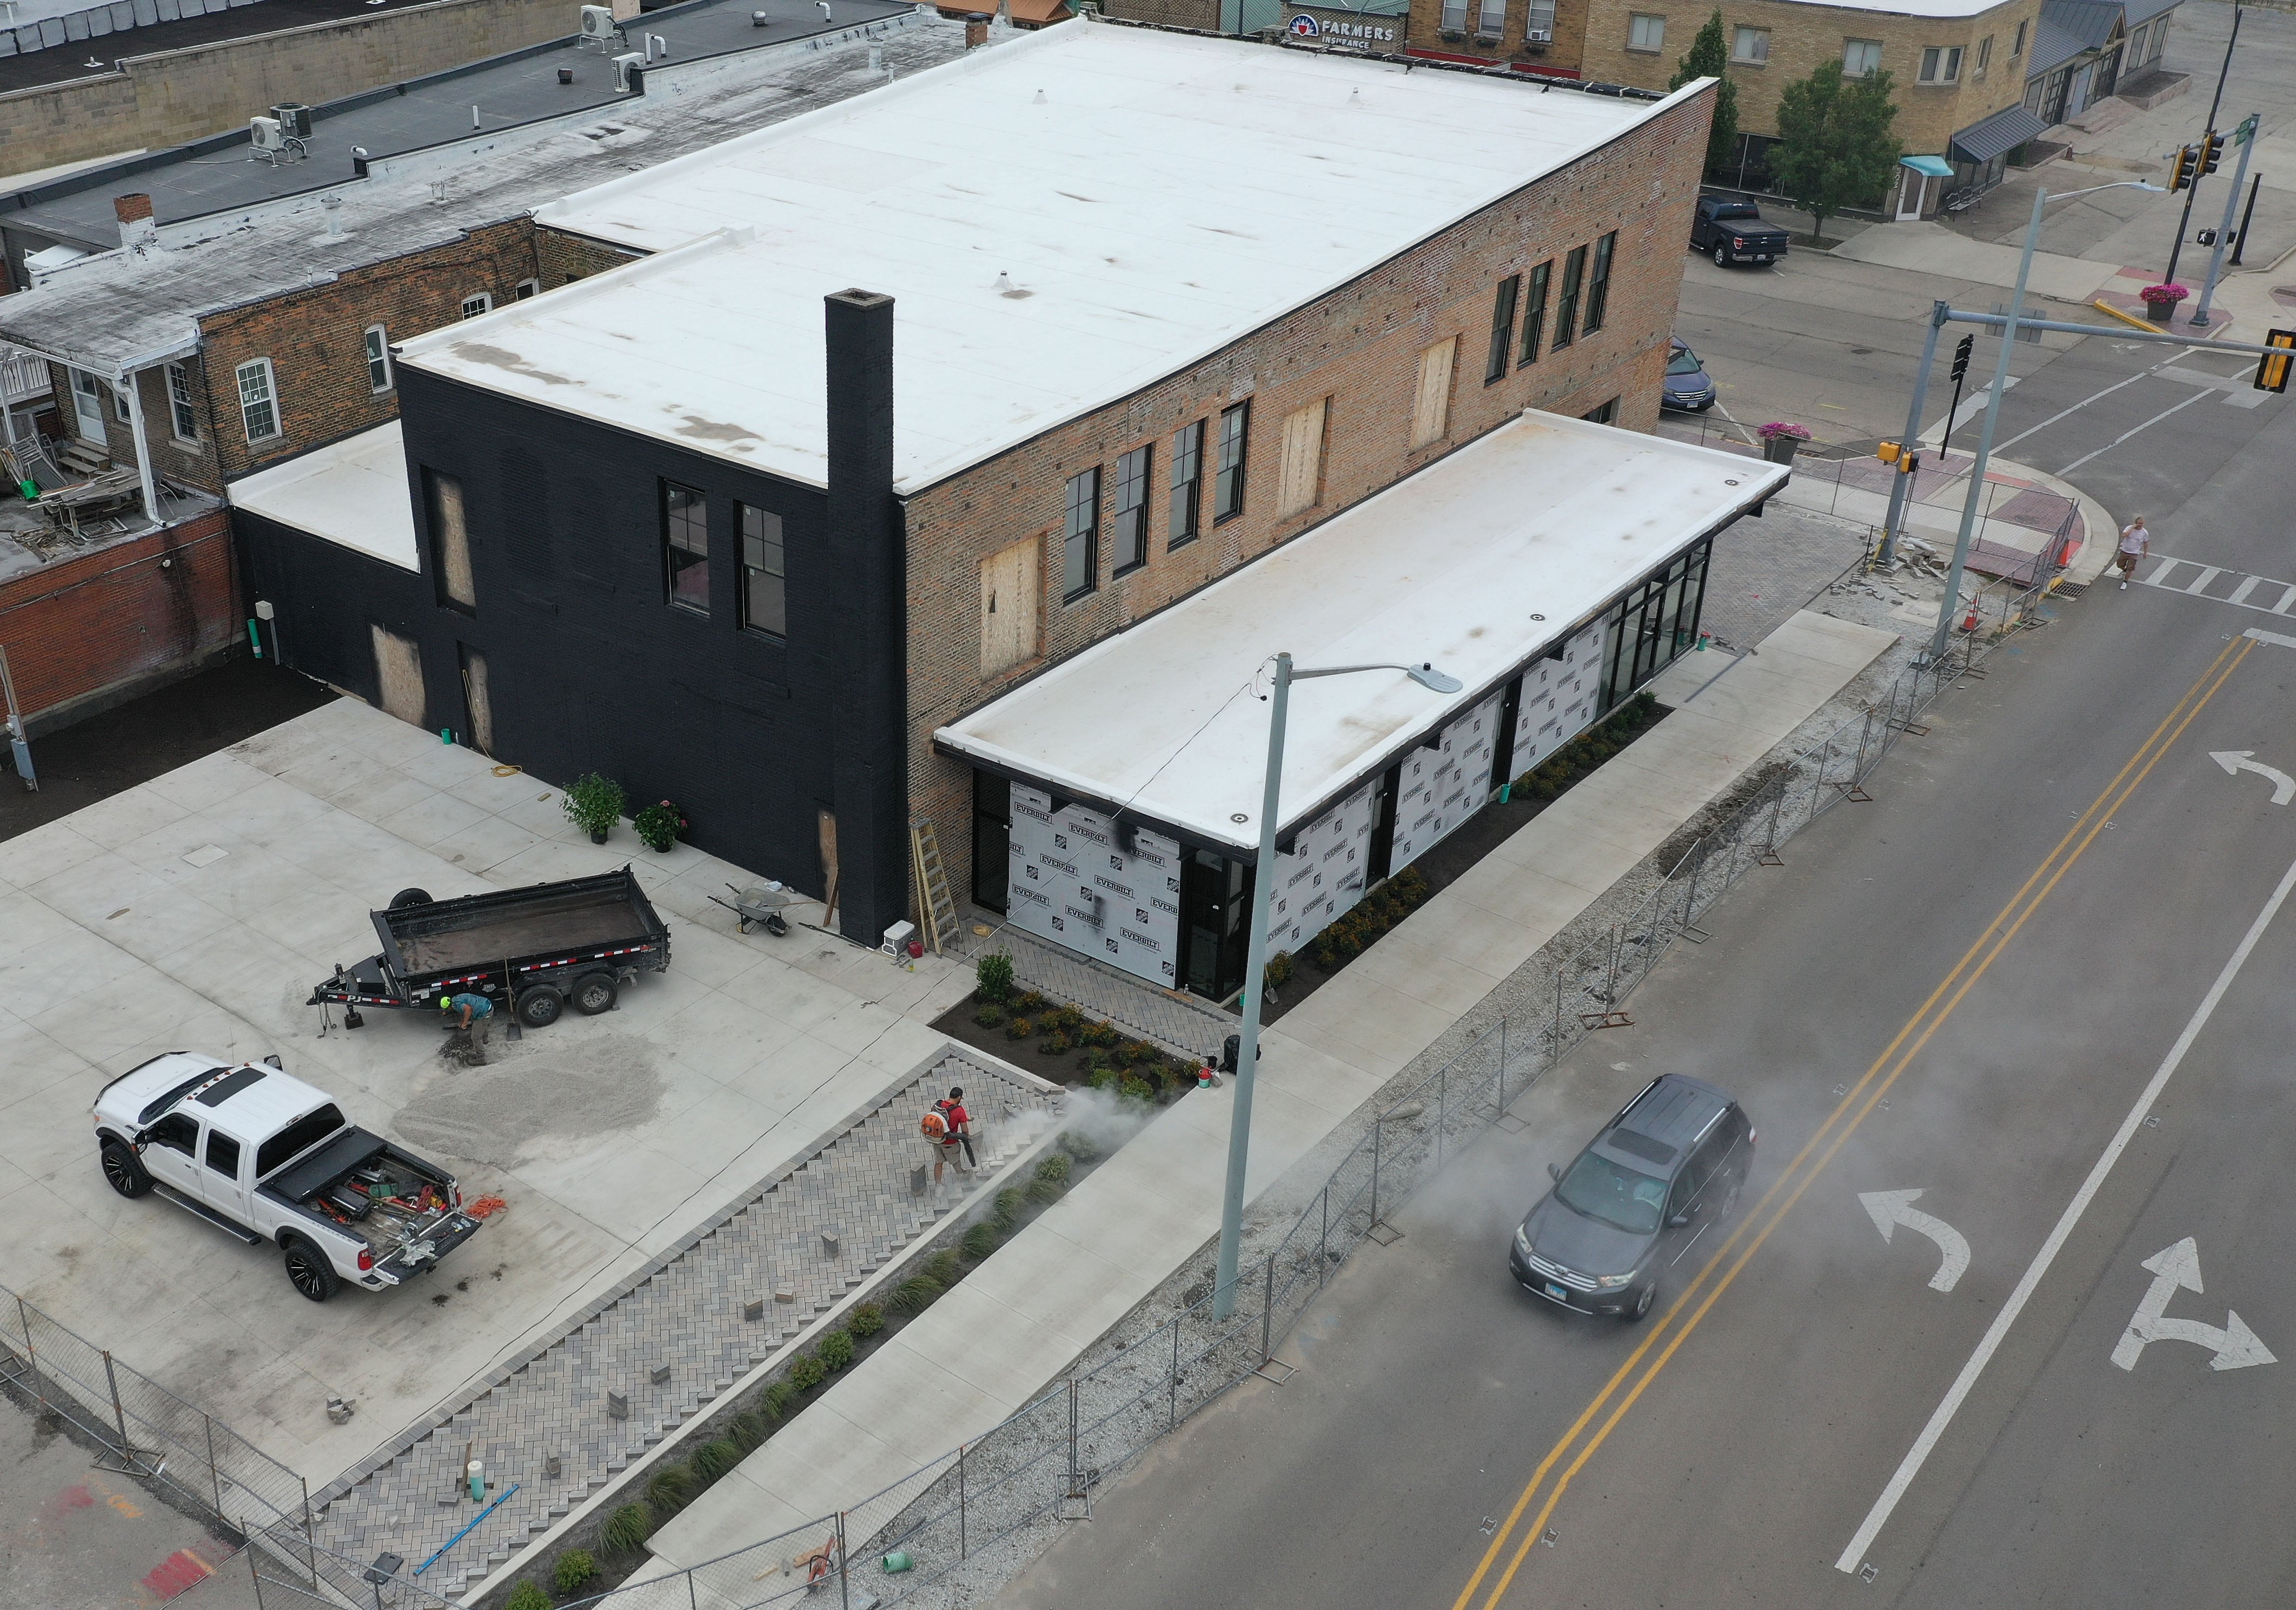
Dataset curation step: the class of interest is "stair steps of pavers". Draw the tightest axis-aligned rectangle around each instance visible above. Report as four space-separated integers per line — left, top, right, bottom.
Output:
304 1048 1060 1591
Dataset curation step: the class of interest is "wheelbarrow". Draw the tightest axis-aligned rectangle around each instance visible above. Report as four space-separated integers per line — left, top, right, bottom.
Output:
712 882 799 936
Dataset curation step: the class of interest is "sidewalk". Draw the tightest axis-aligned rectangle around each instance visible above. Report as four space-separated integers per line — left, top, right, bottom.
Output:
1830 222 2124 302
640 606 1900 1577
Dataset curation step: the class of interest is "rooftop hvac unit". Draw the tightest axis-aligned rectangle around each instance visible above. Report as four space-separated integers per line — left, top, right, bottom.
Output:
250 116 286 151
612 50 644 90
270 101 311 137
579 4 615 39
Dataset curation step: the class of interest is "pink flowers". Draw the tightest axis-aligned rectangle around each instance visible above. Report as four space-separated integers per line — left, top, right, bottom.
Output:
1757 421 1813 441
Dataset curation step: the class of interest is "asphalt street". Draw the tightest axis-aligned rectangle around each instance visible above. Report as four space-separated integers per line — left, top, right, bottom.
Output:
998 174 2296 1610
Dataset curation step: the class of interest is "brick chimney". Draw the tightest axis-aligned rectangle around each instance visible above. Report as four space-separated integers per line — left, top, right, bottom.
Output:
965 10 989 45
114 193 157 249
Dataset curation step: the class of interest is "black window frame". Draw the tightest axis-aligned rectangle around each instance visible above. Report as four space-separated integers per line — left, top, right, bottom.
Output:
1554 244 1588 350
204 1129 242 1180
1486 274 1521 385
1112 445 1152 576
1061 466 1100 605
1213 401 1250 524
1518 261 1552 367
738 503 786 640
662 479 711 617
1583 232 1618 335
1169 420 1205 549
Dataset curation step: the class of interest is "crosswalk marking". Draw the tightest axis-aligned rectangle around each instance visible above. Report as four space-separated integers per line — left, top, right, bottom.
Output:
2136 556 2296 618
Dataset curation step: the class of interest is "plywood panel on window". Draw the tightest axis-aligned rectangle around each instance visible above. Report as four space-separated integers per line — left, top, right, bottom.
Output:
1411 337 1456 449
980 536 1041 677
1277 398 1328 518
371 625 426 728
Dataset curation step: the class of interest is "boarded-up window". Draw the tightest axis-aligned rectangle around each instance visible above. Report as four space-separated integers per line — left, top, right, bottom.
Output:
460 645 495 755
371 625 426 727
426 469 475 612
980 537 1041 677
1411 338 1456 449
1277 399 1328 518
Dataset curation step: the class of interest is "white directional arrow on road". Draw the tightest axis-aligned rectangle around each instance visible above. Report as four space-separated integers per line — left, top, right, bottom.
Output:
1860 1190 1971 1293
2110 1237 2277 1372
2211 751 2295 805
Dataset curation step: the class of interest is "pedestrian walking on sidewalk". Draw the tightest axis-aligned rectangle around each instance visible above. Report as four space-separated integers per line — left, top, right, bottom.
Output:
2116 517 2150 589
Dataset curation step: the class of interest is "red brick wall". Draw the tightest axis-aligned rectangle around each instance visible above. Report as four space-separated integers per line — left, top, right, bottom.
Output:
0 509 237 731
194 218 546 481
905 86 1710 905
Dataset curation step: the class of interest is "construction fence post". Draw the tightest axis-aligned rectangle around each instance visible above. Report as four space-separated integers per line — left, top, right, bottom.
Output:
959 1442 968 1560
1496 1017 1508 1116
1260 1256 1274 1366
1168 1318 1180 1430
837 1512 850 1610
1369 1117 1382 1229
688 1569 700 1610
301 1476 317 1588
16 1296 45 1413
102 1350 130 1454
206 1416 223 1515
1318 1187 1329 1289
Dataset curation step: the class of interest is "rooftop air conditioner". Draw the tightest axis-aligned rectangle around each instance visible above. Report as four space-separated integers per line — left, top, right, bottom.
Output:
612 50 644 90
579 3 616 38
250 116 285 151
270 101 311 137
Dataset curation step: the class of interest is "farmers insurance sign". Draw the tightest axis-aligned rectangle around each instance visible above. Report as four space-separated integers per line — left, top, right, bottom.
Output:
1285 9 1401 44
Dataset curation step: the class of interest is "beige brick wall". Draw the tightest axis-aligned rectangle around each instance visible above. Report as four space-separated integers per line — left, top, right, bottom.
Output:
1406 0 1593 77
1575 0 2039 154
904 89 1712 907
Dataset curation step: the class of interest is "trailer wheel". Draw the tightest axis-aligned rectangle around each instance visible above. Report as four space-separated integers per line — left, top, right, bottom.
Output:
570 971 619 1016
516 988 565 1029
101 1139 153 1198
282 1237 341 1302
389 887 433 910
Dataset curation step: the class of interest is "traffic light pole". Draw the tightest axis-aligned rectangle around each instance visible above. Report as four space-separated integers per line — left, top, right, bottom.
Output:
2192 115 2258 328
2164 136 2213 291
2166 2 2245 287
1876 302 1946 569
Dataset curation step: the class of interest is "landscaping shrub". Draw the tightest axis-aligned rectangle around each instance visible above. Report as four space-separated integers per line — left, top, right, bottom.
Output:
973 1003 1005 1028
761 1381 798 1421
1038 1031 1073 1056
888 1274 943 1314
818 1330 856 1372
646 1464 696 1515
1036 1152 1071 1187
1004 1016 1033 1042
926 1249 965 1287
1119 1075 1155 1105
975 952 1014 1003
788 1353 827 1390
1082 1019 1120 1048
1050 1004 1084 1033
1087 1063 1119 1092
506 1581 552 1610
993 1188 1025 1230
554 1548 600 1596
1013 991 1049 1015
961 1221 1002 1260
1059 1130 1101 1163
1263 950 1294 990
694 1440 743 1482
848 1302 884 1339
1026 1172 1066 1204
1118 1038 1157 1065
600 1504 653 1554
730 1409 769 1451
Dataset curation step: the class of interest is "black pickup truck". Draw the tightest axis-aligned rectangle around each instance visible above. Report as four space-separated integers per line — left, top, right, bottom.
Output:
1690 197 1791 267
309 867 672 1031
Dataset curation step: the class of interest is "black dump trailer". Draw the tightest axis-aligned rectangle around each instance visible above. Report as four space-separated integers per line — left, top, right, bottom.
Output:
308 867 672 1030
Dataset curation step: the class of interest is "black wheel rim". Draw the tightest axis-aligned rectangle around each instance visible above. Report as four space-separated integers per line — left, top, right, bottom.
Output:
102 1148 135 1192
287 1248 327 1298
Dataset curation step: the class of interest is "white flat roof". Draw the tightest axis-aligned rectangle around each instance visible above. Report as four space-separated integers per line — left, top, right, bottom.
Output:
937 413 1787 852
395 23 1696 493
227 423 419 571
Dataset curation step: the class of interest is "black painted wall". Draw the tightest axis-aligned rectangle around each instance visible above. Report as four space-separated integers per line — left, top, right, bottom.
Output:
233 307 909 943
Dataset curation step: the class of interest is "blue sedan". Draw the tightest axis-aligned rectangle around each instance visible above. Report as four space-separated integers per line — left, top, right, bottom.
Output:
1663 339 1717 412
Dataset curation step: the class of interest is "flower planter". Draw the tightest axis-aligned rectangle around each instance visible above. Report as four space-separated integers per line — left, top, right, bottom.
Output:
2141 297 2178 325
1762 434 1801 465
589 829 609 844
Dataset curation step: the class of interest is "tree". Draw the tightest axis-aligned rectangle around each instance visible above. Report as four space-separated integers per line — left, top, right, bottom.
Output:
1669 10 1739 178
1769 58 1903 244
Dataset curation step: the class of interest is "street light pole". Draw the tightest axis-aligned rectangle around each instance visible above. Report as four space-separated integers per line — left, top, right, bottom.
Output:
1213 654 1460 1321
1928 181 2161 660
1877 301 1949 567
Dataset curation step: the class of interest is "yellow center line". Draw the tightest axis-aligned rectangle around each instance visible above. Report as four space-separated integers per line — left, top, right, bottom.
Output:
1448 634 2247 1610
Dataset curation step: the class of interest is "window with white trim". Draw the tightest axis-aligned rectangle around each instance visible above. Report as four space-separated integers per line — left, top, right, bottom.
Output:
111 383 131 423
1919 44 1962 82
1975 32 1993 74
165 362 198 441
1731 24 1768 61
513 279 539 300
69 368 107 443
1475 0 1503 35
1843 38 1882 76
1440 0 1466 28
364 325 392 393
235 359 280 443
1627 13 1664 51
459 293 492 320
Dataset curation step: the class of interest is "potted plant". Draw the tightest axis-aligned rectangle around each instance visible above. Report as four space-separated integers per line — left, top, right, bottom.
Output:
562 772 626 844
634 798 686 853
2139 283 2188 324
1757 421 1812 464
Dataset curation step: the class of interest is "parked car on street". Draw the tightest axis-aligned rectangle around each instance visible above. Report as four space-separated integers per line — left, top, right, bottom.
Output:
308 866 671 1031
1690 196 1791 268
1663 339 1717 412
93 1053 483 1301
1509 1074 1754 1321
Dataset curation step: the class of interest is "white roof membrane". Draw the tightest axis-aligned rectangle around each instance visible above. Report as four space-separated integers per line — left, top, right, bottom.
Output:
227 423 420 572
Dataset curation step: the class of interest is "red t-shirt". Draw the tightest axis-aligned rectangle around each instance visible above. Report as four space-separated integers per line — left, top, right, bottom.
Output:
937 1101 969 1136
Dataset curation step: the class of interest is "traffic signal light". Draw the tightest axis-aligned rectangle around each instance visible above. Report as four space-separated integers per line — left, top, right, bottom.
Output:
2200 131 2224 175
2171 144 2199 193
2258 329 2295 395
1949 334 1975 382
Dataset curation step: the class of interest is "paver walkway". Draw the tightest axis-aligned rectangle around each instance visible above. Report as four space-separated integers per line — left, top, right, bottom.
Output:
300 1046 1061 1599
643 608 1900 1576
981 925 1235 1061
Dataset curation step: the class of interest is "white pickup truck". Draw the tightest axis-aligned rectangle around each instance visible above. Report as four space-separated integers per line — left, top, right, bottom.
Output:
92 1052 482 1302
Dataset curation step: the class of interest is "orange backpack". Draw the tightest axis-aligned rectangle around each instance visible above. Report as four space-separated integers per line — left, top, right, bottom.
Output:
920 1108 949 1142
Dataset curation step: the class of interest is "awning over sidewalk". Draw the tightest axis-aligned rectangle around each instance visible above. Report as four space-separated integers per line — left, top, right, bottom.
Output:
225 422 418 571
1900 155 1955 179
936 411 1786 854
1951 105 2050 165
